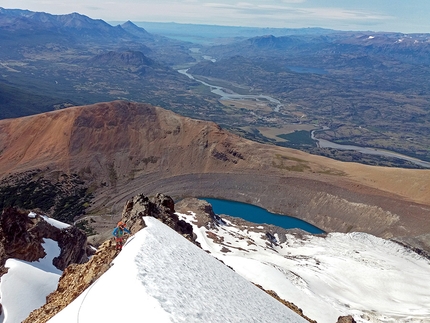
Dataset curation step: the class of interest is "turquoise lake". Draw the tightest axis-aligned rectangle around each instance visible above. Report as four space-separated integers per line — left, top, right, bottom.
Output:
202 198 324 234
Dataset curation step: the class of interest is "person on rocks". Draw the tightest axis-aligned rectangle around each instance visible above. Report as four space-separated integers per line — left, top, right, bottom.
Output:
112 221 131 251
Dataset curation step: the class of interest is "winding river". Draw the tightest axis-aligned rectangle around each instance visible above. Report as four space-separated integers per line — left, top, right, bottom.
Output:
179 68 430 169
178 69 284 112
311 131 430 168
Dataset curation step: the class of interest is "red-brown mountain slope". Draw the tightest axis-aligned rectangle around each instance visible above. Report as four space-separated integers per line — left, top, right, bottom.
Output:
1 101 429 251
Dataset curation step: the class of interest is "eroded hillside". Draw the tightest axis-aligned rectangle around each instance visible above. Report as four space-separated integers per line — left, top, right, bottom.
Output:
0 101 429 252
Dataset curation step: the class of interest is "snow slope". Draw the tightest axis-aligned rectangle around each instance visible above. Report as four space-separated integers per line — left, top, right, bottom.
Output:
47 217 308 323
2 210 430 323
177 211 430 323
0 239 62 323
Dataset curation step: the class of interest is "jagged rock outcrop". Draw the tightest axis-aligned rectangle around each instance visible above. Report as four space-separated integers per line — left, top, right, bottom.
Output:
175 197 225 229
336 315 357 323
23 193 197 323
0 207 88 274
121 193 195 243
24 194 323 323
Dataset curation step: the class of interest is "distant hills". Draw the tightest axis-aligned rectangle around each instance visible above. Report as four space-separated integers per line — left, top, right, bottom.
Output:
1 7 429 167
188 32 430 163
88 50 157 69
202 32 430 65
0 8 133 41
0 7 202 119
126 21 338 44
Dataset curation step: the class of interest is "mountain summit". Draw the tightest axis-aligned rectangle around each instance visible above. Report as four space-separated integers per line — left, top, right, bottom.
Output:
120 20 154 40
0 7 131 40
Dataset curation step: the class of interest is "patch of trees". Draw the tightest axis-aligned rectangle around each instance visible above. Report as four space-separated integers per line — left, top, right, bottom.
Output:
0 170 93 224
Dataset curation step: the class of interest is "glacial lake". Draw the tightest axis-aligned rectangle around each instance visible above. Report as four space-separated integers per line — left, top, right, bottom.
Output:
202 198 324 234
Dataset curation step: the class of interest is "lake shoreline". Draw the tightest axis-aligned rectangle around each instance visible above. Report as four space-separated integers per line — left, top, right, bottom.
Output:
201 197 325 234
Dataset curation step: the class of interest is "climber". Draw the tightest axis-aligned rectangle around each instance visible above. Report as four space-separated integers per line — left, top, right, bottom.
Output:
112 221 131 251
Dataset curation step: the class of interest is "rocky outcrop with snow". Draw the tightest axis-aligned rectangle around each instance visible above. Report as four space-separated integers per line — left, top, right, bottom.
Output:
23 193 198 323
22 194 318 323
121 193 195 244
5 194 430 323
0 207 88 273
22 239 117 323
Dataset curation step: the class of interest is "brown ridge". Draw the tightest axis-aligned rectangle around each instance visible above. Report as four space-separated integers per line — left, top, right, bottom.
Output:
1 100 429 248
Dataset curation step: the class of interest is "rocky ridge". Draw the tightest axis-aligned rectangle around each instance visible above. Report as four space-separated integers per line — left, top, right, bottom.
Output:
23 194 334 323
0 207 88 275
0 101 429 253
22 193 195 323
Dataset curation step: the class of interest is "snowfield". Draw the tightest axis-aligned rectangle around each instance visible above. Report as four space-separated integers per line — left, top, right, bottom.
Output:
178 211 430 323
1 210 430 323
47 217 307 323
0 239 62 323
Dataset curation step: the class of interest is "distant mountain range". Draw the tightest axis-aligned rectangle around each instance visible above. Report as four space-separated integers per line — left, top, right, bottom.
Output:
0 7 202 120
202 31 430 65
0 7 429 167
0 7 133 41
0 7 192 63
123 21 338 44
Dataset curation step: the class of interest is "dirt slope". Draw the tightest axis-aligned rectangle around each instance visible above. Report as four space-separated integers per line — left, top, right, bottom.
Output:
1 100 429 250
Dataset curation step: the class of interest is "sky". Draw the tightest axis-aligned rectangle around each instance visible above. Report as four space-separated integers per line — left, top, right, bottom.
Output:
2 0 430 33
1 210 430 323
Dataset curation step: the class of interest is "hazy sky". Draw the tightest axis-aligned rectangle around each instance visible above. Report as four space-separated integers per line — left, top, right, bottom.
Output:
3 0 430 33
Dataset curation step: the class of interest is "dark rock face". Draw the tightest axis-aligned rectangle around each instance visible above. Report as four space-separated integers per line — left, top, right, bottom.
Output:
120 193 196 244
337 315 357 323
88 50 156 68
53 226 89 270
175 197 225 229
0 207 46 264
0 207 88 274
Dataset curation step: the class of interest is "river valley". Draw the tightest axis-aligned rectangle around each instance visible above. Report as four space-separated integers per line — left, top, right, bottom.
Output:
180 68 430 169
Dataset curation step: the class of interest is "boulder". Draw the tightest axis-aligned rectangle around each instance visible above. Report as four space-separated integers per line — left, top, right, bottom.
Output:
120 193 195 243
337 315 357 323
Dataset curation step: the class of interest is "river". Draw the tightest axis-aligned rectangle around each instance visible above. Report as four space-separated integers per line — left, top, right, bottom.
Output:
179 68 430 169
202 198 324 234
311 130 430 168
178 69 284 112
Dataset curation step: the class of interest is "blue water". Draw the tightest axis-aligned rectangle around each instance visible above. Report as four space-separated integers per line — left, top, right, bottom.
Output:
202 198 324 234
